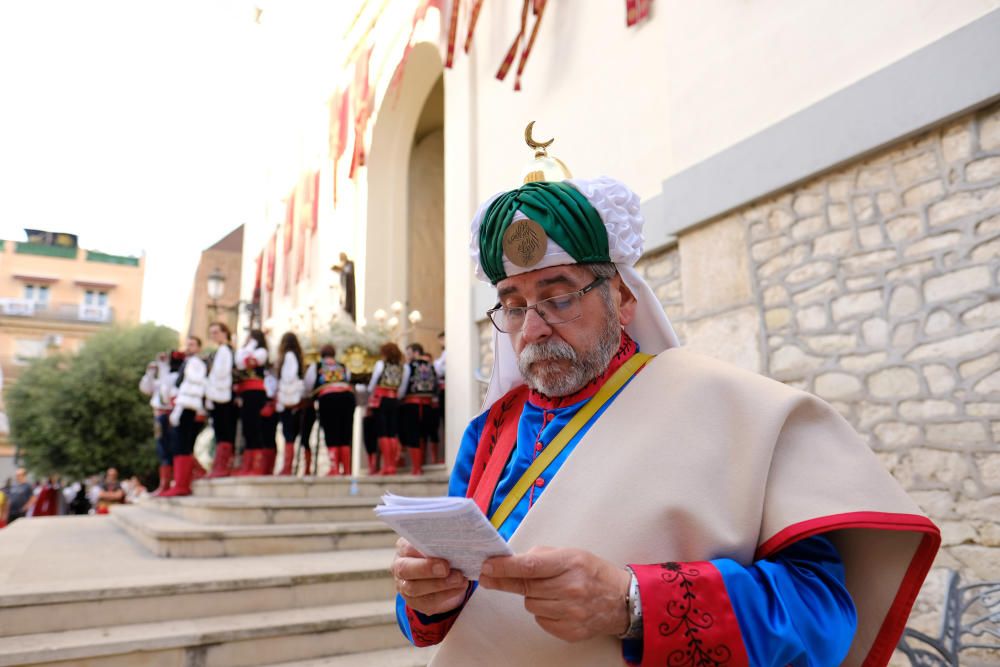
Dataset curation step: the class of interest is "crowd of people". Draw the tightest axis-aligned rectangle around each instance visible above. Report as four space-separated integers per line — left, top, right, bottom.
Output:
139 322 445 497
0 466 145 527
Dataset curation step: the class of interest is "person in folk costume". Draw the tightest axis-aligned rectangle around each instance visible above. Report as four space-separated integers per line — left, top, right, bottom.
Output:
165 336 207 496
260 368 280 475
205 322 238 478
367 342 408 475
233 330 270 476
276 332 306 475
398 343 439 476
27 475 62 516
139 349 184 495
303 344 357 476
431 332 446 464
391 127 941 667
298 400 318 475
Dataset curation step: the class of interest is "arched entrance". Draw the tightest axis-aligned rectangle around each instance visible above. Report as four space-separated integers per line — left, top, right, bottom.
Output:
363 41 445 355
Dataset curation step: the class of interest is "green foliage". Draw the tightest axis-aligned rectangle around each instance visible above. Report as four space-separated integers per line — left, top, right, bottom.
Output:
7 323 178 479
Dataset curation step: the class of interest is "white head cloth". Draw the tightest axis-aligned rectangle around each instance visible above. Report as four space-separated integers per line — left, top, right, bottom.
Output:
470 176 681 409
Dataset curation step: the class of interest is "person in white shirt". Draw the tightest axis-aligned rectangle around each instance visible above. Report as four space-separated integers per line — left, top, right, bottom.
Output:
234 330 270 475
275 332 306 475
164 336 207 496
139 350 184 494
205 322 237 478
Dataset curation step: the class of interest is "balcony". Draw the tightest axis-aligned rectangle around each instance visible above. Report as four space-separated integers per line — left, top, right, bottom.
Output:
0 298 114 324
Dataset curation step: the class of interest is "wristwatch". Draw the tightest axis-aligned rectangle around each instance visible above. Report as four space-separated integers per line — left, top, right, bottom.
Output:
618 566 643 640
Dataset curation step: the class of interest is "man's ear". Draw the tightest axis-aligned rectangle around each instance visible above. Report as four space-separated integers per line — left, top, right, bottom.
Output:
616 276 638 326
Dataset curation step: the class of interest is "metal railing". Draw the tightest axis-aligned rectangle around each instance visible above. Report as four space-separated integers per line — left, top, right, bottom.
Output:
898 570 1000 666
0 298 114 324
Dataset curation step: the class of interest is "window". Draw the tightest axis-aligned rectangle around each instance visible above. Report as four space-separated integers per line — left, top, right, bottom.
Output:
84 290 108 306
23 284 49 304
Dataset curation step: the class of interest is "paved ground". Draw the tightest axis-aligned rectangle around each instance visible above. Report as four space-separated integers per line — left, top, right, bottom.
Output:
0 515 393 594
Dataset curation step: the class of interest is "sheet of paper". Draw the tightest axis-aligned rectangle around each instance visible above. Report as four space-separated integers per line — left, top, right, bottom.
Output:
374 493 512 579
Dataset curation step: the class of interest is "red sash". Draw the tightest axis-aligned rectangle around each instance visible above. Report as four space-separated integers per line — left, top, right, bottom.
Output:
466 386 529 516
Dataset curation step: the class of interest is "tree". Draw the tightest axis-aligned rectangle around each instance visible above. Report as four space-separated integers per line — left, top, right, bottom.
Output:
7 323 178 479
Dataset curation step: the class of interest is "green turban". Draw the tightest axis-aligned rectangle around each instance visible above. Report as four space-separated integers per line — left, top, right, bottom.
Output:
478 181 609 284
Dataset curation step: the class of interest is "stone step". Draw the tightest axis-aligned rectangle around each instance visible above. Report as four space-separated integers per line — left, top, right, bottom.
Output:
192 473 449 500
112 505 397 558
266 646 434 667
145 494 384 525
0 600 406 667
0 547 396 638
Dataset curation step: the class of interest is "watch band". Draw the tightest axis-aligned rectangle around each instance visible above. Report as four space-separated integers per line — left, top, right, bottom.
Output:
618 566 643 640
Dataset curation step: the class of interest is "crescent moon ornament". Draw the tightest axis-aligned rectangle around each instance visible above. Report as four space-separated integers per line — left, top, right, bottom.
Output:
521 121 572 183
524 121 554 155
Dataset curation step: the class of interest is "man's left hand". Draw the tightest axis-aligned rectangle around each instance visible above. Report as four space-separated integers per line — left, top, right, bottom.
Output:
479 546 630 642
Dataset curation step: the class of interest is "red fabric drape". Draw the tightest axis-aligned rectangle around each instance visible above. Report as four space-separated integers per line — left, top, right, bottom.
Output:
265 231 276 292
349 47 374 179
329 88 350 206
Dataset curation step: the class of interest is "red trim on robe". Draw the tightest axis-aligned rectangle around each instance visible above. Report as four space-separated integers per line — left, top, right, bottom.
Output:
756 511 941 667
466 385 529 516
629 561 750 667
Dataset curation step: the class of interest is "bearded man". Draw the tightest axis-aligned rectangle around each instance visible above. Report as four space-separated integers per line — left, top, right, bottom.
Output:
391 135 939 667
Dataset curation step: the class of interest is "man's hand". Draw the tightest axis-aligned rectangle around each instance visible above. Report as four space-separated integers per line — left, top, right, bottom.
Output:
479 546 630 643
391 538 469 616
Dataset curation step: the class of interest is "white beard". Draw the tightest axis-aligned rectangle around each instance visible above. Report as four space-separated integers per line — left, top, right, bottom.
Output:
517 305 621 397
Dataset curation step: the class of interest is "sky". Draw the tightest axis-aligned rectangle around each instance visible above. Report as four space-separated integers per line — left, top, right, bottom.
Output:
0 1 349 331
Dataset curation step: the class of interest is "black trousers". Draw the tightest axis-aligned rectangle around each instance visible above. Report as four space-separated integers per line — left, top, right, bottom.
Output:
318 392 356 447
240 390 267 450
211 400 238 443
177 409 199 456
362 414 378 455
399 401 437 448
299 403 316 450
279 408 301 447
374 398 399 438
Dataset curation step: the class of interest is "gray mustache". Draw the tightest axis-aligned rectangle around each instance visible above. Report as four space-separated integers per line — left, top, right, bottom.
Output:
519 340 576 365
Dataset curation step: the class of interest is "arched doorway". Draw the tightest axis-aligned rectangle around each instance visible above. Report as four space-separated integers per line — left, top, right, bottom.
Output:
363 41 444 352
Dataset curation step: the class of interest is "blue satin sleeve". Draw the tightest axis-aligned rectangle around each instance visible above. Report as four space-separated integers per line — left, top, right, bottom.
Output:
712 534 857 667
396 412 488 642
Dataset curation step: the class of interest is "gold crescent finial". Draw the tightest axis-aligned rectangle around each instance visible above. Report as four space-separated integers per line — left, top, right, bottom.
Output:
524 121 554 156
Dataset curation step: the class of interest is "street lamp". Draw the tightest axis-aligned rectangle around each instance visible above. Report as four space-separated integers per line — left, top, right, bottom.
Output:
204 267 259 332
207 268 225 301
206 268 225 320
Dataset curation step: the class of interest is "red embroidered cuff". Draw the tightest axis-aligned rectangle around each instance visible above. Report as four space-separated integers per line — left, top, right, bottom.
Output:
406 604 460 647
628 561 749 667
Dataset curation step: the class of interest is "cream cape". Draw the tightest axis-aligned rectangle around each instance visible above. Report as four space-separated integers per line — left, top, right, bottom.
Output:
430 348 939 667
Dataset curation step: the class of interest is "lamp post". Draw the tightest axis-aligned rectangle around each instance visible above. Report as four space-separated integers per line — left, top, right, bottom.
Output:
204 267 259 333
207 268 225 322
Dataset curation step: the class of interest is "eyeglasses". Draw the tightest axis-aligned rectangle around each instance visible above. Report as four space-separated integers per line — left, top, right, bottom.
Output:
486 277 607 333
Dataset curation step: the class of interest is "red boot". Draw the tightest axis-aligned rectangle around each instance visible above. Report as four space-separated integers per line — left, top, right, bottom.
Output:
208 442 234 478
367 453 379 475
280 443 294 475
162 455 194 496
152 465 172 496
192 457 207 480
326 447 340 476
234 449 256 476
338 445 352 476
379 438 397 475
260 448 277 475
302 448 312 476
410 447 424 476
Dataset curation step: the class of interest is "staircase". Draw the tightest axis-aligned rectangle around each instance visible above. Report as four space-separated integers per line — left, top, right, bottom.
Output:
0 471 447 666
